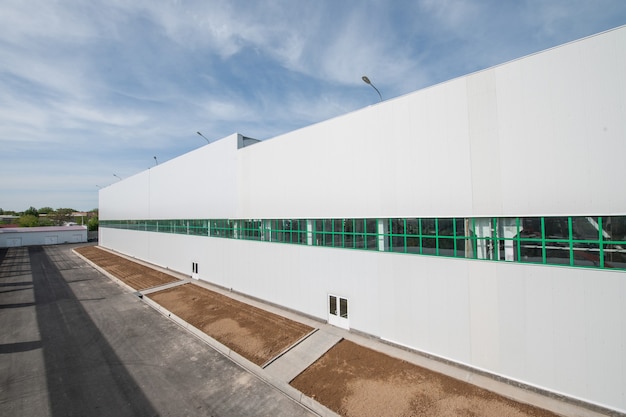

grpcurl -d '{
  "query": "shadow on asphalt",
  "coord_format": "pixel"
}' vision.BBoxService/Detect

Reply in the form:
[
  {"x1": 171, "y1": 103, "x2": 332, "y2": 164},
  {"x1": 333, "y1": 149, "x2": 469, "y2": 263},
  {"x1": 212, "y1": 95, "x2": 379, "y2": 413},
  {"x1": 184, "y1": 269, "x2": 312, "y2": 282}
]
[{"x1": 28, "y1": 246, "x2": 159, "y2": 417}]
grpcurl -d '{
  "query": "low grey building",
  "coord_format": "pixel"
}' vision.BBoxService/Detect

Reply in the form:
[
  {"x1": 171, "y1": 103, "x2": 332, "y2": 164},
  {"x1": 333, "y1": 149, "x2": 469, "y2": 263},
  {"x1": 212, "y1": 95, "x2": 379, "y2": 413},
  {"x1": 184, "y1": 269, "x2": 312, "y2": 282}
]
[{"x1": 0, "y1": 226, "x2": 87, "y2": 248}]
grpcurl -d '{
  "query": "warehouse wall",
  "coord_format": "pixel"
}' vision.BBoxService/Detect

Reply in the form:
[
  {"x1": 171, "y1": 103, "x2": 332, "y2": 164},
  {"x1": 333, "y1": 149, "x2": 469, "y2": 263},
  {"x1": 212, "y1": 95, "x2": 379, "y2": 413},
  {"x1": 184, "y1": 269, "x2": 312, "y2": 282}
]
[{"x1": 99, "y1": 27, "x2": 626, "y2": 413}]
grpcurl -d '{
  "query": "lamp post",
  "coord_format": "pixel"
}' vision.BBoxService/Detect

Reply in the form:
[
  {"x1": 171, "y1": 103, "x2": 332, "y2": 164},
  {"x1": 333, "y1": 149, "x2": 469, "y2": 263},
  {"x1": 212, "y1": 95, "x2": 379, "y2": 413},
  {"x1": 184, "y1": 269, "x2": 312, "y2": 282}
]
[
  {"x1": 362, "y1": 75, "x2": 382, "y2": 102},
  {"x1": 113, "y1": 174, "x2": 122, "y2": 181},
  {"x1": 197, "y1": 131, "x2": 211, "y2": 144},
  {"x1": 154, "y1": 156, "x2": 158, "y2": 166}
]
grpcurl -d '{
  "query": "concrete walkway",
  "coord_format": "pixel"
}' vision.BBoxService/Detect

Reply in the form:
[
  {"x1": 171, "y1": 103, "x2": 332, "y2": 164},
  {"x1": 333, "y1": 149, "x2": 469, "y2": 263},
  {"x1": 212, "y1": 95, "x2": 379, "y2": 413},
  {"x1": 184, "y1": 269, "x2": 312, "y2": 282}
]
[{"x1": 264, "y1": 329, "x2": 342, "y2": 382}]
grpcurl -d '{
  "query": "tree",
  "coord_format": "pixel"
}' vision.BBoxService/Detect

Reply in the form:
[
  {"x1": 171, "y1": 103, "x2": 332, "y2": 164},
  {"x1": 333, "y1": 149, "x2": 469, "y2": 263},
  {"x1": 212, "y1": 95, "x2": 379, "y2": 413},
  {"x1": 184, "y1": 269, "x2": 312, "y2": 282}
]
[
  {"x1": 24, "y1": 206, "x2": 39, "y2": 217},
  {"x1": 50, "y1": 208, "x2": 76, "y2": 226},
  {"x1": 38, "y1": 217, "x2": 54, "y2": 226},
  {"x1": 87, "y1": 216, "x2": 99, "y2": 231},
  {"x1": 18, "y1": 214, "x2": 39, "y2": 227},
  {"x1": 38, "y1": 207, "x2": 54, "y2": 214}
]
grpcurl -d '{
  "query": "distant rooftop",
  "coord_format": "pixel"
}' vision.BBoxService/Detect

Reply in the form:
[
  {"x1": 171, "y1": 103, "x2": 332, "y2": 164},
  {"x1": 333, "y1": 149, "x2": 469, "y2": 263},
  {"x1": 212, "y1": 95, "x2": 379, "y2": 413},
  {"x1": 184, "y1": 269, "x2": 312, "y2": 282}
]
[{"x1": 0, "y1": 225, "x2": 87, "y2": 234}]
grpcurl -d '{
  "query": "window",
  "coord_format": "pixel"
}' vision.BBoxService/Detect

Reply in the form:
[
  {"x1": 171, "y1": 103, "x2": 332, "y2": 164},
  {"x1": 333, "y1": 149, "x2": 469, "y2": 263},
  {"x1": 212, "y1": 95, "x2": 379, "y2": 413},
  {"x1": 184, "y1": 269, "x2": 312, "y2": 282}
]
[{"x1": 104, "y1": 215, "x2": 626, "y2": 271}]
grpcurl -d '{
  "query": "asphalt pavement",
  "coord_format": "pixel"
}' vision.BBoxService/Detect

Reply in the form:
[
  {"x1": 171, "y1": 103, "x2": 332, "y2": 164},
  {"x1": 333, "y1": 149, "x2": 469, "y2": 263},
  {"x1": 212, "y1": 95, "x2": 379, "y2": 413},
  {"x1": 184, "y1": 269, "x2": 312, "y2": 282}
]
[{"x1": 0, "y1": 244, "x2": 316, "y2": 417}]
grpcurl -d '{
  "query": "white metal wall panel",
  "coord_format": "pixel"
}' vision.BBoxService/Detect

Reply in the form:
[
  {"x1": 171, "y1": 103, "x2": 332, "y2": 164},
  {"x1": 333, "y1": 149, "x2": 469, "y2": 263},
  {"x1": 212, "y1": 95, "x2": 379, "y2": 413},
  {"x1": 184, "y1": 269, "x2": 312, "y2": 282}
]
[
  {"x1": 150, "y1": 134, "x2": 239, "y2": 220},
  {"x1": 496, "y1": 28, "x2": 626, "y2": 216},
  {"x1": 99, "y1": 171, "x2": 150, "y2": 220}
]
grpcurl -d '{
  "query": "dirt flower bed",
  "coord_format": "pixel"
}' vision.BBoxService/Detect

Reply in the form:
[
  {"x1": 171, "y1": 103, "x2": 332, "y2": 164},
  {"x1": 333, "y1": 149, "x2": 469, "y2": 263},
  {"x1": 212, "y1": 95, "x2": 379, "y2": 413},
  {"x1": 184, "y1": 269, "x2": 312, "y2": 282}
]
[
  {"x1": 75, "y1": 246, "x2": 180, "y2": 290},
  {"x1": 291, "y1": 339, "x2": 558, "y2": 417},
  {"x1": 148, "y1": 283, "x2": 313, "y2": 366}
]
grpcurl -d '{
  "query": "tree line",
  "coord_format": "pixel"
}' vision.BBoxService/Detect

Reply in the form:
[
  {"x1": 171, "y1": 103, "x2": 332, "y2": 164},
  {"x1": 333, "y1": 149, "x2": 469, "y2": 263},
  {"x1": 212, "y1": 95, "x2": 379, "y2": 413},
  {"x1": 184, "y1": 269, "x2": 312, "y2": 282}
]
[{"x1": 0, "y1": 207, "x2": 99, "y2": 231}]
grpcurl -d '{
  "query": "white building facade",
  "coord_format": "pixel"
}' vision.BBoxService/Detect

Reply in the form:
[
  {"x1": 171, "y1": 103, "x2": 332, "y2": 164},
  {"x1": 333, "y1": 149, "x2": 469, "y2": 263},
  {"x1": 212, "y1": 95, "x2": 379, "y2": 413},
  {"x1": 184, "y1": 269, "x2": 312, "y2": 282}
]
[{"x1": 99, "y1": 27, "x2": 626, "y2": 414}]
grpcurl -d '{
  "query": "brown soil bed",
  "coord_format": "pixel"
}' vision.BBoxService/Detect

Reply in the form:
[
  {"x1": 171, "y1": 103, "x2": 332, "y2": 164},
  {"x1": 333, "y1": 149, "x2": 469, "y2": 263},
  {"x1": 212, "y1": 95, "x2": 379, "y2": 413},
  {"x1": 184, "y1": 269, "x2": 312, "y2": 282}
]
[
  {"x1": 291, "y1": 339, "x2": 559, "y2": 417},
  {"x1": 148, "y1": 283, "x2": 313, "y2": 366},
  {"x1": 75, "y1": 246, "x2": 179, "y2": 290}
]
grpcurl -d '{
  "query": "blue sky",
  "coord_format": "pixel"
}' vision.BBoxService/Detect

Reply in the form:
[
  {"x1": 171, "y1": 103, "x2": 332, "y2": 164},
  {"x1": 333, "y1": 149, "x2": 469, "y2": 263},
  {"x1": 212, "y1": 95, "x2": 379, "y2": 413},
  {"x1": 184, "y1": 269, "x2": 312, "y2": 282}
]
[{"x1": 1, "y1": 0, "x2": 625, "y2": 212}]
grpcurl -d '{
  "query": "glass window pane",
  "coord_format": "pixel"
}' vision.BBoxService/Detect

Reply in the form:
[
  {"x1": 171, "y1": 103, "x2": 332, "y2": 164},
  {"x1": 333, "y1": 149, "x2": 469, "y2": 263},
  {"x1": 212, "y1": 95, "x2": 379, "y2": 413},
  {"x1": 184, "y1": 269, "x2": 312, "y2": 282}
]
[
  {"x1": 572, "y1": 217, "x2": 599, "y2": 240},
  {"x1": 520, "y1": 217, "x2": 542, "y2": 239},
  {"x1": 392, "y1": 235, "x2": 405, "y2": 253},
  {"x1": 454, "y1": 238, "x2": 467, "y2": 258},
  {"x1": 344, "y1": 232, "x2": 354, "y2": 248},
  {"x1": 455, "y1": 218, "x2": 466, "y2": 238},
  {"x1": 438, "y1": 237, "x2": 455, "y2": 256},
  {"x1": 367, "y1": 235, "x2": 378, "y2": 250},
  {"x1": 517, "y1": 240, "x2": 542, "y2": 263},
  {"x1": 573, "y1": 243, "x2": 600, "y2": 267},
  {"x1": 339, "y1": 298, "x2": 348, "y2": 318},
  {"x1": 438, "y1": 218, "x2": 454, "y2": 236},
  {"x1": 604, "y1": 216, "x2": 626, "y2": 241},
  {"x1": 406, "y1": 236, "x2": 420, "y2": 254},
  {"x1": 422, "y1": 237, "x2": 436, "y2": 255},
  {"x1": 329, "y1": 296, "x2": 337, "y2": 316},
  {"x1": 545, "y1": 241, "x2": 570, "y2": 265},
  {"x1": 544, "y1": 217, "x2": 568, "y2": 239},
  {"x1": 604, "y1": 244, "x2": 626, "y2": 269},
  {"x1": 406, "y1": 219, "x2": 419, "y2": 236},
  {"x1": 390, "y1": 219, "x2": 404, "y2": 234},
  {"x1": 421, "y1": 219, "x2": 436, "y2": 235}
]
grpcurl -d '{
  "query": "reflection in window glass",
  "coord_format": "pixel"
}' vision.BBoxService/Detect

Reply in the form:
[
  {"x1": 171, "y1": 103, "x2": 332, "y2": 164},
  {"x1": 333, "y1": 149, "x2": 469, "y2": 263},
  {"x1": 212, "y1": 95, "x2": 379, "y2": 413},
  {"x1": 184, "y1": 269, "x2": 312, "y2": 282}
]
[
  {"x1": 422, "y1": 237, "x2": 436, "y2": 255},
  {"x1": 545, "y1": 241, "x2": 570, "y2": 265},
  {"x1": 438, "y1": 218, "x2": 454, "y2": 236},
  {"x1": 406, "y1": 236, "x2": 420, "y2": 254},
  {"x1": 572, "y1": 217, "x2": 600, "y2": 240},
  {"x1": 520, "y1": 218, "x2": 542, "y2": 239},
  {"x1": 544, "y1": 217, "x2": 569, "y2": 239},
  {"x1": 334, "y1": 232, "x2": 343, "y2": 247},
  {"x1": 604, "y1": 243, "x2": 626, "y2": 269},
  {"x1": 406, "y1": 219, "x2": 419, "y2": 235},
  {"x1": 604, "y1": 216, "x2": 626, "y2": 241},
  {"x1": 392, "y1": 235, "x2": 405, "y2": 253},
  {"x1": 438, "y1": 237, "x2": 455, "y2": 256},
  {"x1": 573, "y1": 243, "x2": 600, "y2": 267},
  {"x1": 391, "y1": 218, "x2": 405, "y2": 234},
  {"x1": 365, "y1": 219, "x2": 378, "y2": 250},
  {"x1": 339, "y1": 298, "x2": 348, "y2": 318},
  {"x1": 454, "y1": 237, "x2": 467, "y2": 258},
  {"x1": 421, "y1": 219, "x2": 436, "y2": 235}
]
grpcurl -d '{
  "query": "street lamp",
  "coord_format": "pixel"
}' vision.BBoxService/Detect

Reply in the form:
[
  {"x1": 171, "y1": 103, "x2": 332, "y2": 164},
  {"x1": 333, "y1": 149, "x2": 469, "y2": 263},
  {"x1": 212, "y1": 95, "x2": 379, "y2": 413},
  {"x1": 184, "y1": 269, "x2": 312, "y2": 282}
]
[
  {"x1": 153, "y1": 156, "x2": 158, "y2": 166},
  {"x1": 362, "y1": 75, "x2": 382, "y2": 102},
  {"x1": 113, "y1": 174, "x2": 122, "y2": 181},
  {"x1": 197, "y1": 131, "x2": 211, "y2": 144}
]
